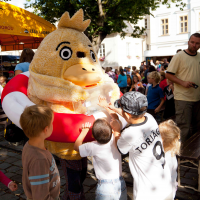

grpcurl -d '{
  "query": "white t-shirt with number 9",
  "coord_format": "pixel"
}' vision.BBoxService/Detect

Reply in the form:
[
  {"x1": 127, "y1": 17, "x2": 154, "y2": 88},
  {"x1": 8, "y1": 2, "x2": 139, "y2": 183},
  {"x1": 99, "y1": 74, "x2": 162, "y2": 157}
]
[{"x1": 117, "y1": 113, "x2": 173, "y2": 200}]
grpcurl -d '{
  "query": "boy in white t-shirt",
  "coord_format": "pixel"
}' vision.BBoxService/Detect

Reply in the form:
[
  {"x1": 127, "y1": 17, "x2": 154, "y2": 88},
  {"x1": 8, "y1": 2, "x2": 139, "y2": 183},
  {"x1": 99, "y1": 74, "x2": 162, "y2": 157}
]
[
  {"x1": 102, "y1": 92, "x2": 173, "y2": 200},
  {"x1": 74, "y1": 119, "x2": 127, "y2": 200}
]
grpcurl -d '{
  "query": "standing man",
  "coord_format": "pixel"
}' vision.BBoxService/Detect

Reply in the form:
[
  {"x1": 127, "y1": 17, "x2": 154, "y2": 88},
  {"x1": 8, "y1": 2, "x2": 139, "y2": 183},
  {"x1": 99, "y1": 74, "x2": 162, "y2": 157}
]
[
  {"x1": 127, "y1": 66, "x2": 131, "y2": 75},
  {"x1": 166, "y1": 33, "x2": 200, "y2": 144},
  {"x1": 139, "y1": 62, "x2": 144, "y2": 74}
]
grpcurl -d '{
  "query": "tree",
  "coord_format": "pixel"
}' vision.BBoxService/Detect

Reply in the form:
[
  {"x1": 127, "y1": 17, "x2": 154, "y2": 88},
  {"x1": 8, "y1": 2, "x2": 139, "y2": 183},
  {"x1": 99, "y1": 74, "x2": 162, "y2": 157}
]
[{"x1": 24, "y1": 0, "x2": 186, "y2": 52}]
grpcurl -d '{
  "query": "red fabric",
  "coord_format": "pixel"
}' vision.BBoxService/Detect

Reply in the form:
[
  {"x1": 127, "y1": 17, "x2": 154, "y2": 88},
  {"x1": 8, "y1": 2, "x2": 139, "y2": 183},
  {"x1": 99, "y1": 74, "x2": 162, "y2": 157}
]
[
  {"x1": 0, "y1": 171, "x2": 11, "y2": 187},
  {"x1": 2, "y1": 74, "x2": 96, "y2": 143},
  {"x1": 159, "y1": 79, "x2": 168, "y2": 91},
  {"x1": 1, "y1": 74, "x2": 28, "y2": 103},
  {"x1": 47, "y1": 113, "x2": 95, "y2": 143},
  {"x1": 116, "y1": 74, "x2": 118, "y2": 81}
]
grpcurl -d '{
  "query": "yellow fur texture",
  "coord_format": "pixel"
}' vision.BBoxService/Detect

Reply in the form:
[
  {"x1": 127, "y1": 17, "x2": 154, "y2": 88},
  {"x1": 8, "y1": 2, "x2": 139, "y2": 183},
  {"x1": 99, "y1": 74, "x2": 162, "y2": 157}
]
[{"x1": 28, "y1": 9, "x2": 120, "y2": 160}]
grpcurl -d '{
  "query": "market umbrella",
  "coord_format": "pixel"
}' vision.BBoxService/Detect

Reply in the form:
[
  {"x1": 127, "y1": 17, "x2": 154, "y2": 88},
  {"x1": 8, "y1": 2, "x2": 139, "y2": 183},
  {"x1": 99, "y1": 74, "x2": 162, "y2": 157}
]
[{"x1": 0, "y1": 1, "x2": 56, "y2": 51}]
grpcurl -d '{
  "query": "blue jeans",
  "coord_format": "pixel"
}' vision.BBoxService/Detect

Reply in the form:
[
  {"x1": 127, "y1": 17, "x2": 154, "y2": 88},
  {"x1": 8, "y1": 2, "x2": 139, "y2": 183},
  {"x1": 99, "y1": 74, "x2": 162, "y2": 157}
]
[{"x1": 95, "y1": 176, "x2": 127, "y2": 200}]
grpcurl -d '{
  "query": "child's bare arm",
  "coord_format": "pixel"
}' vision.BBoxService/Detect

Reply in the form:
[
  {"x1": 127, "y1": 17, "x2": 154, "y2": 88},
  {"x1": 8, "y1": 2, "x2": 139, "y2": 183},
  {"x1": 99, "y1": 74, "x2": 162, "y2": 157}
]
[
  {"x1": 74, "y1": 122, "x2": 91, "y2": 152},
  {"x1": 107, "y1": 104, "x2": 123, "y2": 117},
  {"x1": 155, "y1": 97, "x2": 165, "y2": 113},
  {"x1": 129, "y1": 86, "x2": 133, "y2": 92},
  {"x1": 98, "y1": 96, "x2": 119, "y2": 120},
  {"x1": 110, "y1": 119, "x2": 121, "y2": 146}
]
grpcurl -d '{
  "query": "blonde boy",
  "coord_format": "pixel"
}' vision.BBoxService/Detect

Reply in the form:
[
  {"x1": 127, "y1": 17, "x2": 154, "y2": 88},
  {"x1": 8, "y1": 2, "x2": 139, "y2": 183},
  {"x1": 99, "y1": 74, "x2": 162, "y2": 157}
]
[
  {"x1": 147, "y1": 71, "x2": 165, "y2": 117},
  {"x1": 20, "y1": 105, "x2": 60, "y2": 200}
]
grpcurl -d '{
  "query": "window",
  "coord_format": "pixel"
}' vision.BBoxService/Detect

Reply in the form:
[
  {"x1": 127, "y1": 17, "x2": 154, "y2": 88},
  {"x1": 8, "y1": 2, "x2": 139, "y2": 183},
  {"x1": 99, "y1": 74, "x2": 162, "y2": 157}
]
[
  {"x1": 161, "y1": 18, "x2": 169, "y2": 35},
  {"x1": 145, "y1": 19, "x2": 148, "y2": 29},
  {"x1": 180, "y1": 15, "x2": 188, "y2": 33},
  {"x1": 99, "y1": 44, "x2": 105, "y2": 57}
]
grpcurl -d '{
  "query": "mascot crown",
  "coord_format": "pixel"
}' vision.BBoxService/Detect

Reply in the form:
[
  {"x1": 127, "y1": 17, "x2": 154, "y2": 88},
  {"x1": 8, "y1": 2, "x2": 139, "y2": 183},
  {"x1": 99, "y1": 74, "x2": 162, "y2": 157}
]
[{"x1": 58, "y1": 9, "x2": 91, "y2": 32}]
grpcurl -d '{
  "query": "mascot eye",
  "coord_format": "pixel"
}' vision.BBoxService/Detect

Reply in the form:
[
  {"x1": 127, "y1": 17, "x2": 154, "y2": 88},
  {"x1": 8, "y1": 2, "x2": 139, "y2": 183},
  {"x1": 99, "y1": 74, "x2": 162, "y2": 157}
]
[
  {"x1": 90, "y1": 50, "x2": 96, "y2": 62},
  {"x1": 60, "y1": 46, "x2": 72, "y2": 60}
]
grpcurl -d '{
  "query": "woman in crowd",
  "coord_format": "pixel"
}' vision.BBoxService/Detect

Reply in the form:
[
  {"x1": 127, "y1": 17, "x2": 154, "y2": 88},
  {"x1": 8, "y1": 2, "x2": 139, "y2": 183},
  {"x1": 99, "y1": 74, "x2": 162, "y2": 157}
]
[
  {"x1": 15, "y1": 48, "x2": 35, "y2": 76},
  {"x1": 155, "y1": 60, "x2": 161, "y2": 71},
  {"x1": 159, "y1": 71, "x2": 168, "y2": 91},
  {"x1": 135, "y1": 70, "x2": 141, "y2": 81},
  {"x1": 117, "y1": 68, "x2": 127, "y2": 94},
  {"x1": 105, "y1": 67, "x2": 117, "y2": 82},
  {"x1": 126, "y1": 74, "x2": 132, "y2": 92},
  {"x1": 115, "y1": 69, "x2": 119, "y2": 81}
]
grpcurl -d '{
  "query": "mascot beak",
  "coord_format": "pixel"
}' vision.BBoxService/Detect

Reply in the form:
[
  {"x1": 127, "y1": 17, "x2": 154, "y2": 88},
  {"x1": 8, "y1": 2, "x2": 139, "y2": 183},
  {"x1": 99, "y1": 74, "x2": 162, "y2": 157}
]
[{"x1": 63, "y1": 64, "x2": 103, "y2": 87}]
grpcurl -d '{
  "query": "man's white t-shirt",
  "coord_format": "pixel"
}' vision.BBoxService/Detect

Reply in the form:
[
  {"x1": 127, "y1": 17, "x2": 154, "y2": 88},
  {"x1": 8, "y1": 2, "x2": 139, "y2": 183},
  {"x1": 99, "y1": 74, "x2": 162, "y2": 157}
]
[
  {"x1": 118, "y1": 113, "x2": 172, "y2": 200},
  {"x1": 165, "y1": 151, "x2": 178, "y2": 198},
  {"x1": 79, "y1": 135, "x2": 122, "y2": 180}
]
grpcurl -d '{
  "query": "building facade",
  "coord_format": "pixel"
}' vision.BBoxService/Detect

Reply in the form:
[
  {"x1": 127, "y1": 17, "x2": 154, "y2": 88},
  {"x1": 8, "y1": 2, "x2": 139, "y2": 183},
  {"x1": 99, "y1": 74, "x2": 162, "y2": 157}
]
[
  {"x1": 98, "y1": 21, "x2": 148, "y2": 69},
  {"x1": 145, "y1": 0, "x2": 200, "y2": 62}
]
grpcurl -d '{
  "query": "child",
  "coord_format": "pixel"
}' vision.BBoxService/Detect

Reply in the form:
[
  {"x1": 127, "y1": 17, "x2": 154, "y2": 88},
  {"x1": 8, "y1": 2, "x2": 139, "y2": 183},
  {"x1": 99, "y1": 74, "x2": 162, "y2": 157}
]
[
  {"x1": 74, "y1": 119, "x2": 127, "y2": 200},
  {"x1": 159, "y1": 120, "x2": 181, "y2": 198},
  {"x1": 0, "y1": 171, "x2": 17, "y2": 191},
  {"x1": 8, "y1": 71, "x2": 14, "y2": 81},
  {"x1": 147, "y1": 71, "x2": 165, "y2": 117},
  {"x1": 101, "y1": 91, "x2": 173, "y2": 200},
  {"x1": 20, "y1": 105, "x2": 60, "y2": 200},
  {"x1": 129, "y1": 75, "x2": 143, "y2": 92},
  {"x1": 0, "y1": 76, "x2": 7, "y2": 88}
]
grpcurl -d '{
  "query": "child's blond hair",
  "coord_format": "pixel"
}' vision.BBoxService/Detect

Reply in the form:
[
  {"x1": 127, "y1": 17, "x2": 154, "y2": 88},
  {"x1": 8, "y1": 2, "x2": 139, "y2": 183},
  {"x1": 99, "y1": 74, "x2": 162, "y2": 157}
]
[
  {"x1": 159, "y1": 120, "x2": 180, "y2": 157},
  {"x1": 0, "y1": 76, "x2": 7, "y2": 81},
  {"x1": 20, "y1": 105, "x2": 53, "y2": 138},
  {"x1": 148, "y1": 71, "x2": 161, "y2": 84}
]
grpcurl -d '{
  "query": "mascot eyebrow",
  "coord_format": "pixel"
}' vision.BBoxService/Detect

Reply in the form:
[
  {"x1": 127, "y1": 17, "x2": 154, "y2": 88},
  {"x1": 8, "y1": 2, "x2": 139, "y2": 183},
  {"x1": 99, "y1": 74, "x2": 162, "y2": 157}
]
[{"x1": 56, "y1": 42, "x2": 70, "y2": 51}]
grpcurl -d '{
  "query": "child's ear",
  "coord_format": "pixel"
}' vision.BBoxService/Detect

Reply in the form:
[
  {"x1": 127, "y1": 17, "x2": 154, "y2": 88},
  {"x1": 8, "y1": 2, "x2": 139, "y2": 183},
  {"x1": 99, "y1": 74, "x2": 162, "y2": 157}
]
[
  {"x1": 127, "y1": 113, "x2": 132, "y2": 118},
  {"x1": 44, "y1": 126, "x2": 48, "y2": 134}
]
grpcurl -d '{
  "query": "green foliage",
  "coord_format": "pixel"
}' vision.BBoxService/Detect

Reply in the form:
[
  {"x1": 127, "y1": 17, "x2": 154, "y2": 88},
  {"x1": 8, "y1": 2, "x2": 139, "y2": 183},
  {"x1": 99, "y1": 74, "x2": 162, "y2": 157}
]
[{"x1": 2, "y1": 0, "x2": 186, "y2": 45}]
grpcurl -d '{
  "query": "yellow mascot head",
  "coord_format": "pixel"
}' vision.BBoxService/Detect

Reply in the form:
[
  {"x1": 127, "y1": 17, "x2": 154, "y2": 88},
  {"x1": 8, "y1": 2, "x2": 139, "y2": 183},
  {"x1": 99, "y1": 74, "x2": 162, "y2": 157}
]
[{"x1": 27, "y1": 9, "x2": 120, "y2": 160}]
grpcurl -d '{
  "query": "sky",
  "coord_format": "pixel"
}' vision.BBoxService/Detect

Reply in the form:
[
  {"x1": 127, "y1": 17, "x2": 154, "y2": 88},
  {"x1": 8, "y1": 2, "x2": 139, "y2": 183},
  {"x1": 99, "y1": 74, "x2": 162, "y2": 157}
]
[{"x1": 7, "y1": 0, "x2": 34, "y2": 12}]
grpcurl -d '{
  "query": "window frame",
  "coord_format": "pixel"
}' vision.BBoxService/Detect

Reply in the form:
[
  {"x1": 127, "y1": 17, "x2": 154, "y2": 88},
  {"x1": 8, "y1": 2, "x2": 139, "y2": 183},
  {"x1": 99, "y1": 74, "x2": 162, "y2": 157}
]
[
  {"x1": 179, "y1": 15, "x2": 188, "y2": 33},
  {"x1": 145, "y1": 19, "x2": 148, "y2": 29},
  {"x1": 99, "y1": 44, "x2": 105, "y2": 57},
  {"x1": 161, "y1": 18, "x2": 169, "y2": 36}
]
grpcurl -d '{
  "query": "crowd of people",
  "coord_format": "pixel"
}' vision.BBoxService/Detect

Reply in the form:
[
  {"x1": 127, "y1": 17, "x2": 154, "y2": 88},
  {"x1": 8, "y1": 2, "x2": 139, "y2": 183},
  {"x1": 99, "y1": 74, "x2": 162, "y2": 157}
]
[
  {"x1": 104, "y1": 58, "x2": 175, "y2": 121},
  {"x1": 0, "y1": 32, "x2": 200, "y2": 200}
]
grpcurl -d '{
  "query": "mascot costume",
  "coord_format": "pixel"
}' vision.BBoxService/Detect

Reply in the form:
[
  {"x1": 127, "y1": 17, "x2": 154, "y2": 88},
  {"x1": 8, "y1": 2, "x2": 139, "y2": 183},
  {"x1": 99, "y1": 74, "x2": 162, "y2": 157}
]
[{"x1": 2, "y1": 9, "x2": 120, "y2": 199}]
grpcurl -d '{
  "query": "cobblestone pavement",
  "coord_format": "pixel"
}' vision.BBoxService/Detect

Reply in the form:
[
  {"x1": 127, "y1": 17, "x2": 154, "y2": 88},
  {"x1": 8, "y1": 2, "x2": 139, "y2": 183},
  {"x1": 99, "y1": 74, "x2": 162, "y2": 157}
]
[{"x1": 0, "y1": 129, "x2": 200, "y2": 200}]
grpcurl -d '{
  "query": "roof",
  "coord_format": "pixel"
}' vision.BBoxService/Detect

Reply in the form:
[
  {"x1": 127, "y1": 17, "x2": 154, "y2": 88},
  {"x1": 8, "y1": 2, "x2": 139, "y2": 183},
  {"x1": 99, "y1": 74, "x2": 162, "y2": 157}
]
[{"x1": 123, "y1": 21, "x2": 134, "y2": 34}]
